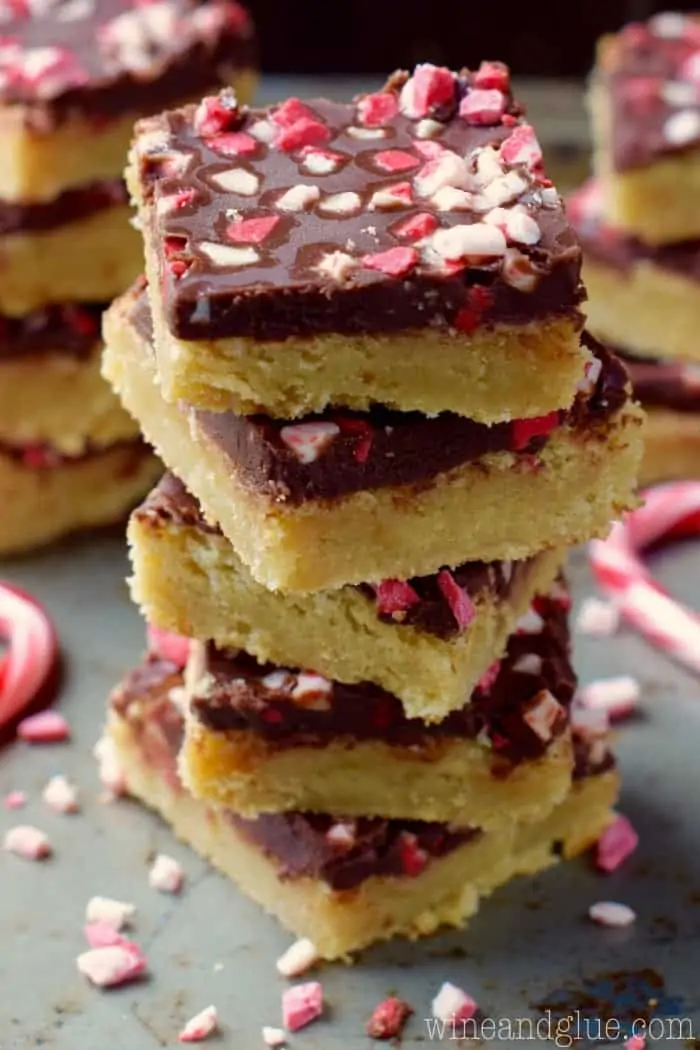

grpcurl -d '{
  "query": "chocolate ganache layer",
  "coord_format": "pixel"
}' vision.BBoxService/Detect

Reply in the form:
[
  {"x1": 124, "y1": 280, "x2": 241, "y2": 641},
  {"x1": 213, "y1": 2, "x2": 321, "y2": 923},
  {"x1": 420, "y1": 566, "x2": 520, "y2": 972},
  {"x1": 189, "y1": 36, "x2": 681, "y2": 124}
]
[
  {"x1": 188, "y1": 591, "x2": 574, "y2": 763},
  {"x1": 0, "y1": 0, "x2": 256, "y2": 127},
  {"x1": 129, "y1": 286, "x2": 628, "y2": 506},
  {"x1": 136, "y1": 472, "x2": 541, "y2": 640},
  {"x1": 0, "y1": 180, "x2": 127, "y2": 236},
  {"x1": 135, "y1": 65, "x2": 585, "y2": 341},
  {"x1": 0, "y1": 302, "x2": 103, "y2": 360}
]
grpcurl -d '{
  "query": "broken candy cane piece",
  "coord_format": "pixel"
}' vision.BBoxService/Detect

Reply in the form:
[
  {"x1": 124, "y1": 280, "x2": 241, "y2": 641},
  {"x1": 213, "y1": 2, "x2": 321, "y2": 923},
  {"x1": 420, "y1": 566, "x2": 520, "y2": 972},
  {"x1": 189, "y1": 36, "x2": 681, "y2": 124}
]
[
  {"x1": 280, "y1": 422, "x2": 340, "y2": 463},
  {"x1": 276, "y1": 938, "x2": 319, "y2": 978},
  {"x1": 84, "y1": 922, "x2": 134, "y2": 949},
  {"x1": 17, "y1": 709, "x2": 70, "y2": 743},
  {"x1": 0, "y1": 582, "x2": 58, "y2": 731},
  {"x1": 3, "y1": 790, "x2": 27, "y2": 809},
  {"x1": 178, "y1": 1005, "x2": 218, "y2": 1043},
  {"x1": 281, "y1": 981, "x2": 324, "y2": 1031},
  {"x1": 149, "y1": 853, "x2": 185, "y2": 894},
  {"x1": 596, "y1": 814, "x2": 639, "y2": 873},
  {"x1": 261, "y1": 1027, "x2": 286, "y2": 1048},
  {"x1": 76, "y1": 943, "x2": 147, "y2": 988},
  {"x1": 3, "y1": 824, "x2": 51, "y2": 860}
]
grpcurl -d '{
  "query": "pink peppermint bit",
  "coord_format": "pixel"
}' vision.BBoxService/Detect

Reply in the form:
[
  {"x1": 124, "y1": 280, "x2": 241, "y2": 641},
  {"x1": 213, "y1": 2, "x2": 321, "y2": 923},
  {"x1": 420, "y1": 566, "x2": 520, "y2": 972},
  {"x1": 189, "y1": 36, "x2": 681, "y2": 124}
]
[
  {"x1": 588, "y1": 901, "x2": 636, "y2": 928},
  {"x1": 76, "y1": 943, "x2": 147, "y2": 988},
  {"x1": 149, "y1": 853, "x2": 185, "y2": 894},
  {"x1": 17, "y1": 709, "x2": 70, "y2": 744},
  {"x1": 84, "y1": 922, "x2": 133, "y2": 949},
  {"x1": 276, "y1": 938, "x2": 319, "y2": 978},
  {"x1": 366, "y1": 996, "x2": 414, "y2": 1039},
  {"x1": 436, "y1": 570, "x2": 476, "y2": 630},
  {"x1": 625, "y1": 1036, "x2": 646, "y2": 1050},
  {"x1": 3, "y1": 824, "x2": 51, "y2": 860},
  {"x1": 282, "y1": 981, "x2": 324, "y2": 1032},
  {"x1": 596, "y1": 815, "x2": 639, "y2": 873},
  {"x1": 374, "y1": 579, "x2": 420, "y2": 616},
  {"x1": 42, "y1": 774, "x2": 79, "y2": 814},
  {"x1": 578, "y1": 676, "x2": 640, "y2": 721},
  {"x1": 178, "y1": 1005, "x2": 218, "y2": 1042},
  {"x1": 431, "y1": 982, "x2": 478, "y2": 1024},
  {"x1": 146, "y1": 625, "x2": 190, "y2": 668},
  {"x1": 3, "y1": 790, "x2": 27, "y2": 810}
]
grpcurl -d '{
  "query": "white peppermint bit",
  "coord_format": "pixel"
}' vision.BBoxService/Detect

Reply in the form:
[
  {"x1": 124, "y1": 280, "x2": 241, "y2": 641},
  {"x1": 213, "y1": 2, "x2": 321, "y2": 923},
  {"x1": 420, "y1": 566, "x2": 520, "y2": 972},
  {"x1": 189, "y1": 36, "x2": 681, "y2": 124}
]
[
  {"x1": 211, "y1": 167, "x2": 259, "y2": 195},
  {"x1": 523, "y1": 689, "x2": 564, "y2": 742},
  {"x1": 663, "y1": 109, "x2": 700, "y2": 146},
  {"x1": 86, "y1": 896, "x2": 136, "y2": 930},
  {"x1": 276, "y1": 937, "x2": 320, "y2": 978},
  {"x1": 149, "y1": 853, "x2": 185, "y2": 894},
  {"x1": 198, "y1": 241, "x2": 259, "y2": 268},
  {"x1": 589, "y1": 901, "x2": 636, "y2": 928},
  {"x1": 318, "y1": 191, "x2": 362, "y2": 216},
  {"x1": 42, "y1": 774, "x2": 79, "y2": 814},
  {"x1": 276, "y1": 184, "x2": 320, "y2": 212},
  {"x1": 315, "y1": 251, "x2": 357, "y2": 282},
  {"x1": 575, "y1": 597, "x2": 620, "y2": 637}
]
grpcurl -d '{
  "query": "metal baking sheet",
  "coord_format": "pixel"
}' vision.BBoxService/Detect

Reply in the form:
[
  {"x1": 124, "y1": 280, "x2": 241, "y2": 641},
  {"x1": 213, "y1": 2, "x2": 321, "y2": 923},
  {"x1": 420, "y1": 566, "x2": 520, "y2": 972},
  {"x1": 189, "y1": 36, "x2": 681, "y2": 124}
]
[{"x1": 1, "y1": 534, "x2": 699, "y2": 1049}]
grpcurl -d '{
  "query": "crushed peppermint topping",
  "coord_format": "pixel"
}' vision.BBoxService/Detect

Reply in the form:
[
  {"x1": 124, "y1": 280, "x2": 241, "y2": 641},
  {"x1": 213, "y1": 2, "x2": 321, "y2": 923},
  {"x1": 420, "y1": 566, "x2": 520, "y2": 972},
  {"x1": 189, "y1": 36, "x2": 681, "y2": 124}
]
[
  {"x1": 42, "y1": 774, "x2": 79, "y2": 814},
  {"x1": 3, "y1": 824, "x2": 51, "y2": 860},
  {"x1": 431, "y1": 982, "x2": 478, "y2": 1024},
  {"x1": 596, "y1": 814, "x2": 639, "y2": 873},
  {"x1": 85, "y1": 895, "x2": 136, "y2": 930},
  {"x1": 149, "y1": 852, "x2": 185, "y2": 893},
  {"x1": 578, "y1": 676, "x2": 640, "y2": 721},
  {"x1": 281, "y1": 981, "x2": 324, "y2": 1032}
]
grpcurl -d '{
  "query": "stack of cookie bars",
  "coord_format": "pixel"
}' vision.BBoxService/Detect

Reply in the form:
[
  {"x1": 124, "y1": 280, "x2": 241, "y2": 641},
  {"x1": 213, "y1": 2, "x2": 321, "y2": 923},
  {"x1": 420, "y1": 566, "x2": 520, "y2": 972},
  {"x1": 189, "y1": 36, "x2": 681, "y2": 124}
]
[
  {"x1": 103, "y1": 63, "x2": 643, "y2": 957},
  {"x1": 571, "y1": 11, "x2": 700, "y2": 485},
  {"x1": 0, "y1": 0, "x2": 255, "y2": 554}
]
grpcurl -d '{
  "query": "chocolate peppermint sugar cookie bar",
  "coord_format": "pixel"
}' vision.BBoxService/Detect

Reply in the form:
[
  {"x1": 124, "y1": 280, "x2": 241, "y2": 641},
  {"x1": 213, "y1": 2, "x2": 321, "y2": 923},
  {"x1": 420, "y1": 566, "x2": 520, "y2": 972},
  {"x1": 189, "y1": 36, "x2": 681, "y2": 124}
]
[
  {"x1": 0, "y1": 0, "x2": 256, "y2": 205},
  {"x1": 589, "y1": 12, "x2": 700, "y2": 244},
  {"x1": 106, "y1": 648, "x2": 618, "y2": 958},
  {"x1": 127, "y1": 63, "x2": 589, "y2": 422},
  {"x1": 104, "y1": 282, "x2": 643, "y2": 591},
  {"x1": 570, "y1": 180, "x2": 700, "y2": 364},
  {"x1": 129, "y1": 474, "x2": 563, "y2": 718},
  {"x1": 178, "y1": 587, "x2": 578, "y2": 829}
]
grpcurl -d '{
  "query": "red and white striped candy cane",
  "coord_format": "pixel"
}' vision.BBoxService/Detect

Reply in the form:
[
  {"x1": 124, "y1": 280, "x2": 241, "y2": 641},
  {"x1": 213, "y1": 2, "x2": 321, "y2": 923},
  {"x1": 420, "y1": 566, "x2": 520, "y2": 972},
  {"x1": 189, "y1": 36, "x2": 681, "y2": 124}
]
[
  {"x1": 0, "y1": 583, "x2": 58, "y2": 731},
  {"x1": 589, "y1": 482, "x2": 700, "y2": 673}
]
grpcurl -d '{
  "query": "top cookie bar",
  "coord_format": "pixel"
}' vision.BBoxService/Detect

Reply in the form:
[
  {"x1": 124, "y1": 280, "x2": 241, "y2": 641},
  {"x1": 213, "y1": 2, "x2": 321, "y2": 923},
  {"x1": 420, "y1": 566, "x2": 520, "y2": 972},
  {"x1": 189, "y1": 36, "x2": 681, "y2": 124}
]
[
  {"x1": 0, "y1": 0, "x2": 256, "y2": 201},
  {"x1": 129, "y1": 63, "x2": 588, "y2": 420},
  {"x1": 590, "y1": 12, "x2": 700, "y2": 243}
]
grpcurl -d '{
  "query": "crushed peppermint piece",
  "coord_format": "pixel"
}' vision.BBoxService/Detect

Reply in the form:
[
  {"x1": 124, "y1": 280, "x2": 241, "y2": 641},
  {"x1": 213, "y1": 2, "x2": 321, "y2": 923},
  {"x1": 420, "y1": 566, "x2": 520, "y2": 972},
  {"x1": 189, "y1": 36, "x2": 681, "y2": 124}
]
[
  {"x1": 178, "y1": 1005, "x2": 219, "y2": 1043},
  {"x1": 262, "y1": 1027, "x2": 286, "y2": 1047},
  {"x1": 85, "y1": 896, "x2": 135, "y2": 930},
  {"x1": 17, "y1": 709, "x2": 70, "y2": 744},
  {"x1": 431, "y1": 982, "x2": 478, "y2": 1024},
  {"x1": 76, "y1": 943, "x2": 147, "y2": 988},
  {"x1": 366, "y1": 996, "x2": 414, "y2": 1040},
  {"x1": 280, "y1": 422, "x2": 340, "y2": 463},
  {"x1": 578, "y1": 676, "x2": 640, "y2": 721},
  {"x1": 374, "y1": 579, "x2": 420, "y2": 616},
  {"x1": 276, "y1": 938, "x2": 319, "y2": 978},
  {"x1": 663, "y1": 109, "x2": 700, "y2": 145},
  {"x1": 147, "y1": 625, "x2": 190, "y2": 667},
  {"x1": 3, "y1": 790, "x2": 27, "y2": 810},
  {"x1": 84, "y1": 922, "x2": 132, "y2": 949},
  {"x1": 42, "y1": 774, "x2": 79, "y2": 814},
  {"x1": 523, "y1": 689, "x2": 564, "y2": 742},
  {"x1": 290, "y1": 673, "x2": 332, "y2": 709},
  {"x1": 149, "y1": 853, "x2": 185, "y2": 894},
  {"x1": 517, "y1": 607, "x2": 545, "y2": 633},
  {"x1": 588, "y1": 900, "x2": 636, "y2": 928},
  {"x1": 575, "y1": 597, "x2": 620, "y2": 637},
  {"x1": 276, "y1": 184, "x2": 321, "y2": 212},
  {"x1": 3, "y1": 824, "x2": 51, "y2": 860},
  {"x1": 596, "y1": 814, "x2": 639, "y2": 873},
  {"x1": 625, "y1": 1036, "x2": 646, "y2": 1050},
  {"x1": 436, "y1": 570, "x2": 476, "y2": 630},
  {"x1": 281, "y1": 981, "x2": 324, "y2": 1031}
]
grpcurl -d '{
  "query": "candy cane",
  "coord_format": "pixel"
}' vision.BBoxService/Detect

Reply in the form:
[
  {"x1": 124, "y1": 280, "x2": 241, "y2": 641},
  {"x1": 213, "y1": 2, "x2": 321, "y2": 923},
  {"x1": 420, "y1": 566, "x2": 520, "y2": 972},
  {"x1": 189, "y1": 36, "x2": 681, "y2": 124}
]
[
  {"x1": 0, "y1": 583, "x2": 58, "y2": 731},
  {"x1": 589, "y1": 482, "x2": 700, "y2": 673}
]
